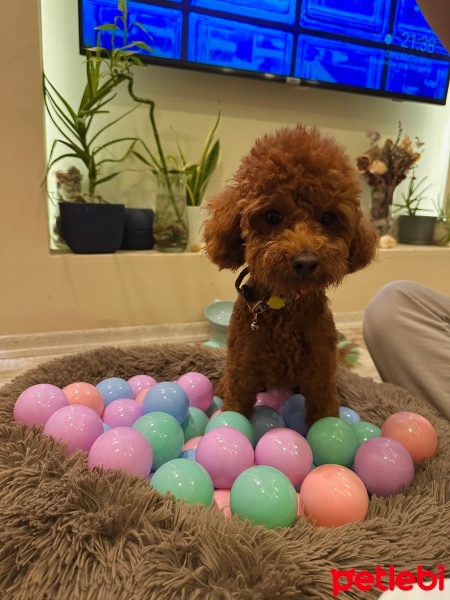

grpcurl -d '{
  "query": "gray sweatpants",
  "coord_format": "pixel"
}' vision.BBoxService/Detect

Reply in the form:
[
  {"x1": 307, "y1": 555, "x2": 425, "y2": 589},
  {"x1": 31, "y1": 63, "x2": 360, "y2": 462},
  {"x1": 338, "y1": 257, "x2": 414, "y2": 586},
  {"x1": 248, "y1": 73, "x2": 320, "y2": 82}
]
[{"x1": 363, "y1": 280, "x2": 450, "y2": 420}]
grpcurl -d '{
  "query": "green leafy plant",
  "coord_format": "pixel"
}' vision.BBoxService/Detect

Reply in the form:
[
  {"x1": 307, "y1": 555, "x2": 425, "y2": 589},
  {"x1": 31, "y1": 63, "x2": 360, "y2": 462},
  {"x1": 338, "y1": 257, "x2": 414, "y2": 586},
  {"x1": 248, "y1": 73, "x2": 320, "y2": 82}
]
[
  {"x1": 43, "y1": 0, "x2": 153, "y2": 203},
  {"x1": 133, "y1": 108, "x2": 221, "y2": 207},
  {"x1": 393, "y1": 174, "x2": 432, "y2": 216}
]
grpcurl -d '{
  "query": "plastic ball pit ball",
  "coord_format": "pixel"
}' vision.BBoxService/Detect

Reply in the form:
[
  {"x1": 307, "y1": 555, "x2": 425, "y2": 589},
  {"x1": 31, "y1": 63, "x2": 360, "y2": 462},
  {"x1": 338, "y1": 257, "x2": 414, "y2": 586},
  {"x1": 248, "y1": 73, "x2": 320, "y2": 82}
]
[
  {"x1": 205, "y1": 395, "x2": 223, "y2": 418},
  {"x1": 151, "y1": 458, "x2": 214, "y2": 507},
  {"x1": 196, "y1": 426, "x2": 255, "y2": 489},
  {"x1": 96, "y1": 377, "x2": 134, "y2": 407},
  {"x1": 182, "y1": 436, "x2": 202, "y2": 451},
  {"x1": 265, "y1": 387, "x2": 295, "y2": 408},
  {"x1": 339, "y1": 406, "x2": 361, "y2": 425},
  {"x1": 250, "y1": 406, "x2": 286, "y2": 445},
  {"x1": 127, "y1": 374, "x2": 157, "y2": 398},
  {"x1": 14, "y1": 383, "x2": 69, "y2": 427},
  {"x1": 43, "y1": 405, "x2": 104, "y2": 455},
  {"x1": 306, "y1": 417, "x2": 359, "y2": 467},
  {"x1": 214, "y1": 489, "x2": 231, "y2": 518},
  {"x1": 299, "y1": 464, "x2": 369, "y2": 527},
  {"x1": 353, "y1": 437, "x2": 415, "y2": 497},
  {"x1": 205, "y1": 411, "x2": 255, "y2": 445},
  {"x1": 254, "y1": 428, "x2": 313, "y2": 488},
  {"x1": 254, "y1": 392, "x2": 282, "y2": 411},
  {"x1": 181, "y1": 407, "x2": 209, "y2": 442},
  {"x1": 381, "y1": 411, "x2": 438, "y2": 463},
  {"x1": 142, "y1": 382, "x2": 189, "y2": 424},
  {"x1": 102, "y1": 399, "x2": 143, "y2": 428},
  {"x1": 279, "y1": 394, "x2": 308, "y2": 436},
  {"x1": 133, "y1": 412, "x2": 184, "y2": 471},
  {"x1": 350, "y1": 421, "x2": 382, "y2": 446},
  {"x1": 230, "y1": 465, "x2": 298, "y2": 529},
  {"x1": 176, "y1": 372, "x2": 214, "y2": 412},
  {"x1": 88, "y1": 427, "x2": 153, "y2": 477},
  {"x1": 63, "y1": 382, "x2": 104, "y2": 416}
]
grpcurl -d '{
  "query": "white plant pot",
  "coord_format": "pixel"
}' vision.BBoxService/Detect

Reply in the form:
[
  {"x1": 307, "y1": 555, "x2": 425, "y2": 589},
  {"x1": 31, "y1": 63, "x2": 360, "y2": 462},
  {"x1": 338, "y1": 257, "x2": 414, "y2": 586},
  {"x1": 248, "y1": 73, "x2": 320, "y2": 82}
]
[{"x1": 186, "y1": 205, "x2": 206, "y2": 252}]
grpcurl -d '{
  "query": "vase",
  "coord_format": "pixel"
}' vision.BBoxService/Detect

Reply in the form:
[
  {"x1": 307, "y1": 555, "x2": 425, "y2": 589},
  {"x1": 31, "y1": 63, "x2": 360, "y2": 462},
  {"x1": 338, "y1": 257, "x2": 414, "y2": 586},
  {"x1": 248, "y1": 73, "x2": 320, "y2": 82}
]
[
  {"x1": 186, "y1": 205, "x2": 206, "y2": 252},
  {"x1": 370, "y1": 185, "x2": 396, "y2": 236},
  {"x1": 433, "y1": 218, "x2": 450, "y2": 246},
  {"x1": 154, "y1": 172, "x2": 189, "y2": 252}
]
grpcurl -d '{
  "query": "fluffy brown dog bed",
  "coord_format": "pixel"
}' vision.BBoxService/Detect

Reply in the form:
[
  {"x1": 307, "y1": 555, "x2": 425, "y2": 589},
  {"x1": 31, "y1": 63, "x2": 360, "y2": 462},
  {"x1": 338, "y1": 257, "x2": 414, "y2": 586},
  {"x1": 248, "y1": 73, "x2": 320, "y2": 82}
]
[{"x1": 0, "y1": 344, "x2": 449, "y2": 600}]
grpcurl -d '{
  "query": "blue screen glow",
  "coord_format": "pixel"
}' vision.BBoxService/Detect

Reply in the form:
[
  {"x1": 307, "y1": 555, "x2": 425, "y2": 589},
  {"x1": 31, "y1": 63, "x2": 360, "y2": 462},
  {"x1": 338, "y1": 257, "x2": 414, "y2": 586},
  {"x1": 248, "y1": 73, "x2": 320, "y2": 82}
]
[{"x1": 79, "y1": 0, "x2": 450, "y2": 104}]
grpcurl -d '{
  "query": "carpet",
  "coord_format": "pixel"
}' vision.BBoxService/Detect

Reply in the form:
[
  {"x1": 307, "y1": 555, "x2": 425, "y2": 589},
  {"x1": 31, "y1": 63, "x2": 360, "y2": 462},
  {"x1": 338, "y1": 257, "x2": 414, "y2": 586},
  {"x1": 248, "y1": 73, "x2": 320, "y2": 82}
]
[{"x1": 0, "y1": 344, "x2": 449, "y2": 600}]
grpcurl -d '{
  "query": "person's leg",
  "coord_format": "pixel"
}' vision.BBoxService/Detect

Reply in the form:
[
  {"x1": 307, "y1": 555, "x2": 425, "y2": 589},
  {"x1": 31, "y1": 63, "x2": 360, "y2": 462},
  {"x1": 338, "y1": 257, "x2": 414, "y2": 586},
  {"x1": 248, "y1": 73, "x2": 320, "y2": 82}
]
[{"x1": 363, "y1": 280, "x2": 450, "y2": 419}]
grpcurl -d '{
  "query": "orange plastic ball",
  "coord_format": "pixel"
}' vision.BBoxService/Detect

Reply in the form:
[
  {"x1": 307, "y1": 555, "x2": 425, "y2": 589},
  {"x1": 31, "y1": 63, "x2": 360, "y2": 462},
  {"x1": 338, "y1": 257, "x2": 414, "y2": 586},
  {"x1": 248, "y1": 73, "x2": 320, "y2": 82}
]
[
  {"x1": 381, "y1": 411, "x2": 437, "y2": 463},
  {"x1": 135, "y1": 388, "x2": 148, "y2": 406},
  {"x1": 299, "y1": 464, "x2": 369, "y2": 527},
  {"x1": 63, "y1": 382, "x2": 104, "y2": 416}
]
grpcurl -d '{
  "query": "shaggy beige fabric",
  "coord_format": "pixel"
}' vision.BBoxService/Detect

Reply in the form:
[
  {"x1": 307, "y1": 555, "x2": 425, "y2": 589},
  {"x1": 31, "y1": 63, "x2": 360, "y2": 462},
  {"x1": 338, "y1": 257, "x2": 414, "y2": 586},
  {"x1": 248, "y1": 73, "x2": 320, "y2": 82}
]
[{"x1": 0, "y1": 344, "x2": 449, "y2": 600}]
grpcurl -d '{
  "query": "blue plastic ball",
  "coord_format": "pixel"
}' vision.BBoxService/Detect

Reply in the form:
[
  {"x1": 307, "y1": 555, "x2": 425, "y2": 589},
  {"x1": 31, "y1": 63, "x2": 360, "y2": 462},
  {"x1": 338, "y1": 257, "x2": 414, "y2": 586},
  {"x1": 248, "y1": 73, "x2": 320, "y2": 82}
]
[
  {"x1": 180, "y1": 448, "x2": 197, "y2": 461},
  {"x1": 279, "y1": 394, "x2": 308, "y2": 436},
  {"x1": 250, "y1": 406, "x2": 286, "y2": 445},
  {"x1": 96, "y1": 377, "x2": 134, "y2": 407},
  {"x1": 142, "y1": 382, "x2": 189, "y2": 424},
  {"x1": 339, "y1": 406, "x2": 361, "y2": 425}
]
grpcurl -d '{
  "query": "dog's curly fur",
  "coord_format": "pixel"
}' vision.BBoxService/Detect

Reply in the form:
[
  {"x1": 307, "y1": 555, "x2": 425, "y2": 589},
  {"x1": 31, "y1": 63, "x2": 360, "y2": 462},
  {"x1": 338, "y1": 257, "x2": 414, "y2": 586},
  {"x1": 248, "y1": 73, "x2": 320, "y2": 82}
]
[{"x1": 203, "y1": 125, "x2": 378, "y2": 424}]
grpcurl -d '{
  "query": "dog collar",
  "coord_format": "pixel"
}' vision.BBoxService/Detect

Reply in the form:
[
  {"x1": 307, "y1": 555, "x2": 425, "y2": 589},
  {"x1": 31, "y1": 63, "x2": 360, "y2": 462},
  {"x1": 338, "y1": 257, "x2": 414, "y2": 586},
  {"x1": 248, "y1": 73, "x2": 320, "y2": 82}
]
[{"x1": 235, "y1": 267, "x2": 291, "y2": 331}]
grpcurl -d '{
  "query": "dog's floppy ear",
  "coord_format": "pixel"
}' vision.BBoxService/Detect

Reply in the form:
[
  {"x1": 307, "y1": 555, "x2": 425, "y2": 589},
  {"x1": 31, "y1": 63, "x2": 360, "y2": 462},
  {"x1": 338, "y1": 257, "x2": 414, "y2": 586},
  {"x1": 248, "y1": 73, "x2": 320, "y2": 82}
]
[
  {"x1": 348, "y1": 212, "x2": 379, "y2": 273},
  {"x1": 203, "y1": 186, "x2": 245, "y2": 270}
]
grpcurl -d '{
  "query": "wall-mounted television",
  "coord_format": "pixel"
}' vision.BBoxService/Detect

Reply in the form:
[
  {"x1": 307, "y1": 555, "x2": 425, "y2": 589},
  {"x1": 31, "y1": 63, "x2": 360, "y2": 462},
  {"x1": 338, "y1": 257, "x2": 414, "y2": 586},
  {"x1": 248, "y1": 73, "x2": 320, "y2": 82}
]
[{"x1": 79, "y1": 0, "x2": 450, "y2": 105}]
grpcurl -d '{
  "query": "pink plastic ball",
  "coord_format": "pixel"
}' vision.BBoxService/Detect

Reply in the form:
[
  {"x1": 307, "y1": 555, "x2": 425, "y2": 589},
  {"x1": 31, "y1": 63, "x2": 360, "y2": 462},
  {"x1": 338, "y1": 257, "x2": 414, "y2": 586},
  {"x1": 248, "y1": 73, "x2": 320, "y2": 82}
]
[
  {"x1": 102, "y1": 399, "x2": 143, "y2": 428},
  {"x1": 63, "y1": 382, "x2": 104, "y2": 416},
  {"x1": 43, "y1": 405, "x2": 104, "y2": 455},
  {"x1": 255, "y1": 428, "x2": 313, "y2": 488},
  {"x1": 265, "y1": 387, "x2": 295, "y2": 407},
  {"x1": 381, "y1": 411, "x2": 438, "y2": 463},
  {"x1": 299, "y1": 464, "x2": 369, "y2": 527},
  {"x1": 14, "y1": 384, "x2": 69, "y2": 427},
  {"x1": 88, "y1": 427, "x2": 153, "y2": 477},
  {"x1": 353, "y1": 437, "x2": 415, "y2": 497},
  {"x1": 254, "y1": 392, "x2": 283, "y2": 410},
  {"x1": 214, "y1": 489, "x2": 231, "y2": 518},
  {"x1": 176, "y1": 372, "x2": 214, "y2": 412},
  {"x1": 127, "y1": 374, "x2": 157, "y2": 398},
  {"x1": 195, "y1": 426, "x2": 254, "y2": 489},
  {"x1": 182, "y1": 436, "x2": 203, "y2": 451}
]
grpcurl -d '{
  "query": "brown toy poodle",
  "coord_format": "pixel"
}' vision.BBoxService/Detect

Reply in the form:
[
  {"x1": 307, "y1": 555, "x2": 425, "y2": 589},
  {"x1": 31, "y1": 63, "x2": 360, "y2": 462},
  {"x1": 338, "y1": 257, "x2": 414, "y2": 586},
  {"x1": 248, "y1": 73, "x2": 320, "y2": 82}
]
[{"x1": 203, "y1": 125, "x2": 378, "y2": 425}]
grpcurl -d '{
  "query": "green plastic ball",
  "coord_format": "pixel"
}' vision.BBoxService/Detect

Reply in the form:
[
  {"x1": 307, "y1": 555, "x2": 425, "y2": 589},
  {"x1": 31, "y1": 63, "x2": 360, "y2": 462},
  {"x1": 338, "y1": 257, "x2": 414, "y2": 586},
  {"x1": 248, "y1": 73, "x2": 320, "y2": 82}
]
[
  {"x1": 133, "y1": 412, "x2": 184, "y2": 470},
  {"x1": 230, "y1": 465, "x2": 297, "y2": 528},
  {"x1": 151, "y1": 458, "x2": 214, "y2": 507},
  {"x1": 181, "y1": 407, "x2": 209, "y2": 442},
  {"x1": 306, "y1": 417, "x2": 358, "y2": 468},
  {"x1": 350, "y1": 421, "x2": 382, "y2": 446},
  {"x1": 205, "y1": 411, "x2": 255, "y2": 445}
]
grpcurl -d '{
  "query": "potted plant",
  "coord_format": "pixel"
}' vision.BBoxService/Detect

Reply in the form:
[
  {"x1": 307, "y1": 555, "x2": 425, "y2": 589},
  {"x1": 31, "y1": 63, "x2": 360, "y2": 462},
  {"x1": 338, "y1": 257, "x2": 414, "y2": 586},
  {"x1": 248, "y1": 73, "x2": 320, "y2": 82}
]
[
  {"x1": 432, "y1": 193, "x2": 450, "y2": 246},
  {"x1": 134, "y1": 109, "x2": 221, "y2": 251},
  {"x1": 44, "y1": 34, "x2": 144, "y2": 253},
  {"x1": 393, "y1": 174, "x2": 436, "y2": 245}
]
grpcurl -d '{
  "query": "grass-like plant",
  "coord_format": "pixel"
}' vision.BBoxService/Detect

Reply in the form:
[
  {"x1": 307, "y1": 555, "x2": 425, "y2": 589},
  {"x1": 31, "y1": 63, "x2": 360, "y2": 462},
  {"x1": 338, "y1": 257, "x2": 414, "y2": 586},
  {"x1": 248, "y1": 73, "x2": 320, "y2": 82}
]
[{"x1": 393, "y1": 174, "x2": 432, "y2": 216}]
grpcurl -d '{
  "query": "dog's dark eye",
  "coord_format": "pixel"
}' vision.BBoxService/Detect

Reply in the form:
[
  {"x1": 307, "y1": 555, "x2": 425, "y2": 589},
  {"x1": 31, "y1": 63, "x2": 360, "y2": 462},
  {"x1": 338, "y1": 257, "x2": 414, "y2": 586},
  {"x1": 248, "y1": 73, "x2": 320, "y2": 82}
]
[
  {"x1": 265, "y1": 211, "x2": 282, "y2": 225},
  {"x1": 320, "y1": 212, "x2": 336, "y2": 227}
]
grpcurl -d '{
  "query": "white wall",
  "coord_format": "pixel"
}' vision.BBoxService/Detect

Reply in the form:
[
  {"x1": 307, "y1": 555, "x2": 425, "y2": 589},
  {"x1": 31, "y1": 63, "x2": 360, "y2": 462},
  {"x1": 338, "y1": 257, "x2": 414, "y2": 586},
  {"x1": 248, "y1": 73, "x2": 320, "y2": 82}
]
[{"x1": 40, "y1": 0, "x2": 450, "y2": 227}]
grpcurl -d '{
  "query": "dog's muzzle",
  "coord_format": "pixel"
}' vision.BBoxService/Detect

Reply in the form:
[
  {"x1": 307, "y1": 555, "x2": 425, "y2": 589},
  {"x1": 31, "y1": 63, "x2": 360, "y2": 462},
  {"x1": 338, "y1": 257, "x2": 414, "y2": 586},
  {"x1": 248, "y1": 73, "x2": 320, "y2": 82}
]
[{"x1": 292, "y1": 252, "x2": 319, "y2": 277}]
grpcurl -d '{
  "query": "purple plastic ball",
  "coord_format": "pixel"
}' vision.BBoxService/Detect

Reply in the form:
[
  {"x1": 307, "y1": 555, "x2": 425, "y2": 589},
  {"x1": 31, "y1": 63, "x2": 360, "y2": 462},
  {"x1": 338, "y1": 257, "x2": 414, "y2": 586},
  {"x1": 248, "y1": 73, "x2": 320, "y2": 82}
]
[
  {"x1": 43, "y1": 405, "x2": 103, "y2": 455},
  {"x1": 195, "y1": 426, "x2": 255, "y2": 489},
  {"x1": 279, "y1": 394, "x2": 308, "y2": 436},
  {"x1": 14, "y1": 384, "x2": 69, "y2": 427},
  {"x1": 127, "y1": 374, "x2": 157, "y2": 398},
  {"x1": 96, "y1": 377, "x2": 134, "y2": 407},
  {"x1": 250, "y1": 406, "x2": 286, "y2": 445},
  {"x1": 142, "y1": 382, "x2": 189, "y2": 423},
  {"x1": 88, "y1": 427, "x2": 153, "y2": 477},
  {"x1": 353, "y1": 436, "x2": 415, "y2": 497},
  {"x1": 176, "y1": 372, "x2": 214, "y2": 412},
  {"x1": 102, "y1": 398, "x2": 143, "y2": 428},
  {"x1": 255, "y1": 428, "x2": 313, "y2": 488}
]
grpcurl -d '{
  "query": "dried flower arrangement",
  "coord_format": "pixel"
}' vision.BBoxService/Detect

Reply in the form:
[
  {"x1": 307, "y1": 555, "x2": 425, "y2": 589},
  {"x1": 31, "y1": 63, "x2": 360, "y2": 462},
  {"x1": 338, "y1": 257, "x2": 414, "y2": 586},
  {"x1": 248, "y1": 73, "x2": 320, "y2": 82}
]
[{"x1": 356, "y1": 123, "x2": 425, "y2": 234}]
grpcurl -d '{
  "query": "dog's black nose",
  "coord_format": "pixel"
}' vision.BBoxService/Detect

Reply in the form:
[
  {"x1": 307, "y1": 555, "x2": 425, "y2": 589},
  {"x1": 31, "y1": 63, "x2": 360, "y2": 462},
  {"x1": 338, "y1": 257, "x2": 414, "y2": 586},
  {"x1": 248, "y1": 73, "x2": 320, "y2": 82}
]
[{"x1": 292, "y1": 253, "x2": 319, "y2": 276}]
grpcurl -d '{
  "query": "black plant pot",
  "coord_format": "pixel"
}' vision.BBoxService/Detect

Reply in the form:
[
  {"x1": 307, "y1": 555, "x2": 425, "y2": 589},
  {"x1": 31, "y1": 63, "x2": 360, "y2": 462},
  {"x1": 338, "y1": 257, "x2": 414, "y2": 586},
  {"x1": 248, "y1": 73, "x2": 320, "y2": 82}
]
[
  {"x1": 397, "y1": 215, "x2": 437, "y2": 245},
  {"x1": 59, "y1": 202, "x2": 125, "y2": 254},
  {"x1": 120, "y1": 208, "x2": 154, "y2": 250}
]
